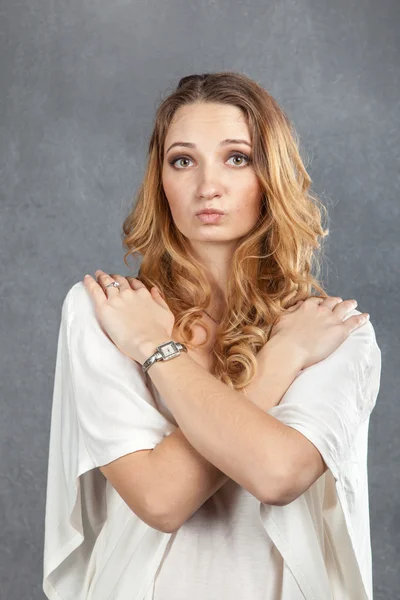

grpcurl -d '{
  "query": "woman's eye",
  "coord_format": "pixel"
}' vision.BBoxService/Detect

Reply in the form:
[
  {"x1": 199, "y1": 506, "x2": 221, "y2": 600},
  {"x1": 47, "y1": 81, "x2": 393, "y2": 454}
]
[
  {"x1": 169, "y1": 153, "x2": 251, "y2": 169},
  {"x1": 170, "y1": 157, "x2": 193, "y2": 169},
  {"x1": 227, "y1": 153, "x2": 251, "y2": 167}
]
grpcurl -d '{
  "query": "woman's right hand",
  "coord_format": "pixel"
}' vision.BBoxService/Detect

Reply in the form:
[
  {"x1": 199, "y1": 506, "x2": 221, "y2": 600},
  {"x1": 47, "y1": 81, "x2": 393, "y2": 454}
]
[{"x1": 268, "y1": 296, "x2": 370, "y2": 370}]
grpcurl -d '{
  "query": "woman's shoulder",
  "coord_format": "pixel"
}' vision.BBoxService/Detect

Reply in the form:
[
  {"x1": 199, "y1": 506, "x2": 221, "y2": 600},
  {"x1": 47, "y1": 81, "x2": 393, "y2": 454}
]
[
  {"x1": 61, "y1": 279, "x2": 142, "y2": 373},
  {"x1": 62, "y1": 279, "x2": 95, "y2": 325},
  {"x1": 338, "y1": 308, "x2": 381, "y2": 378}
]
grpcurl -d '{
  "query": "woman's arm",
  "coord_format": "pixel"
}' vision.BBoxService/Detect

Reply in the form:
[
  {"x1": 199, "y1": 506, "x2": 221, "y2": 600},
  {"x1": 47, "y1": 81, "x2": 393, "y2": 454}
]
[
  {"x1": 145, "y1": 339, "x2": 302, "y2": 532},
  {"x1": 243, "y1": 340, "x2": 303, "y2": 411}
]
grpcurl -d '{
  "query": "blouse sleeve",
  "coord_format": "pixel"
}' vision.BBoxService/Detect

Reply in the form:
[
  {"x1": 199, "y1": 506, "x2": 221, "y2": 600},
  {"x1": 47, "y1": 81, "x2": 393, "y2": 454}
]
[
  {"x1": 43, "y1": 281, "x2": 177, "y2": 600},
  {"x1": 266, "y1": 310, "x2": 382, "y2": 480},
  {"x1": 65, "y1": 280, "x2": 177, "y2": 469}
]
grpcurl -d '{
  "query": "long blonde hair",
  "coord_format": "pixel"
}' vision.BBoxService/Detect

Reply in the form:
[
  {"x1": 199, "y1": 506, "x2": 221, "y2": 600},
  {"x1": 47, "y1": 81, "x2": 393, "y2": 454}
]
[{"x1": 122, "y1": 71, "x2": 330, "y2": 392}]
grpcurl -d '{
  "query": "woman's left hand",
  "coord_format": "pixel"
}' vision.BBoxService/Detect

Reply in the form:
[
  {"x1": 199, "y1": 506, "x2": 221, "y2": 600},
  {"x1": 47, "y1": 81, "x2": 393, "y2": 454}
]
[{"x1": 83, "y1": 270, "x2": 175, "y2": 364}]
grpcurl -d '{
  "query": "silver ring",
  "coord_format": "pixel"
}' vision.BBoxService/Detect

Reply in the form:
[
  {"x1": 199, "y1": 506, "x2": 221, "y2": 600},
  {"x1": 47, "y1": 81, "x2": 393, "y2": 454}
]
[{"x1": 104, "y1": 281, "x2": 120, "y2": 290}]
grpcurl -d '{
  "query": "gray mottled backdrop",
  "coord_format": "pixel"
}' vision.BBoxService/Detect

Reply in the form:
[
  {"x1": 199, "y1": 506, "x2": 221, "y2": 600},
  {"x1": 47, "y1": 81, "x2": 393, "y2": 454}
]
[{"x1": 0, "y1": 0, "x2": 398, "y2": 598}]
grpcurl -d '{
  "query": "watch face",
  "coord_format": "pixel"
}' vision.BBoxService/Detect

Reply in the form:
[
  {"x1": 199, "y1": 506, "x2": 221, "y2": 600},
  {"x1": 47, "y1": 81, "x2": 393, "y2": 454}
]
[{"x1": 158, "y1": 341, "x2": 178, "y2": 358}]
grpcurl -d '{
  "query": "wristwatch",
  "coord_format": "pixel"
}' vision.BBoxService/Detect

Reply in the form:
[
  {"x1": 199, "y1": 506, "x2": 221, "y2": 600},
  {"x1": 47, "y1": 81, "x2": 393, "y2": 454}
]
[{"x1": 142, "y1": 340, "x2": 188, "y2": 373}]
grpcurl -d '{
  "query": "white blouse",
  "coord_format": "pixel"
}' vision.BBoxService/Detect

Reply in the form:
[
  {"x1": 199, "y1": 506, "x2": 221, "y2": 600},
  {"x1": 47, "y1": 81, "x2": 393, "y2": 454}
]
[{"x1": 42, "y1": 281, "x2": 382, "y2": 600}]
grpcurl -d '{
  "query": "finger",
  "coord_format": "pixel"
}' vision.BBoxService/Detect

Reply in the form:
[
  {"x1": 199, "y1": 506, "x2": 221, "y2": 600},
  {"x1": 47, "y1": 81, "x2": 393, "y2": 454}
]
[
  {"x1": 95, "y1": 270, "x2": 125, "y2": 296},
  {"x1": 151, "y1": 286, "x2": 170, "y2": 308},
  {"x1": 307, "y1": 296, "x2": 326, "y2": 305},
  {"x1": 285, "y1": 300, "x2": 304, "y2": 312},
  {"x1": 320, "y1": 296, "x2": 343, "y2": 310},
  {"x1": 126, "y1": 276, "x2": 147, "y2": 291},
  {"x1": 333, "y1": 298, "x2": 359, "y2": 320},
  {"x1": 344, "y1": 312, "x2": 370, "y2": 334},
  {"x1": 95, "y1": 270, "x2": 120, "y2": 297},
  {"x1": 83, "y1": 274, "x2": 108, "y2": 309},
  {"x1": 109, "y1": 273, "x2": 131, "y2": 292}
]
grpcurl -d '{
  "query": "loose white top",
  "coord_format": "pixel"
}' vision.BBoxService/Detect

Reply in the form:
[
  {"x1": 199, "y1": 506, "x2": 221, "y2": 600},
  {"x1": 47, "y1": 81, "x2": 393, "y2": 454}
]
[{"x1": 43, "y1": 281, "x2": 382, "y2": 600}]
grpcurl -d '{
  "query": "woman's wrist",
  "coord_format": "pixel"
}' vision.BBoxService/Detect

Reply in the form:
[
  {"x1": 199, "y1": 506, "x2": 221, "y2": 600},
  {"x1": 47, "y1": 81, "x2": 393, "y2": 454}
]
[
  {"x1": 243, "y1": 336, "x2": 304, "y2": 412},
  {"x1": 262, "y1": 334, "x2": 306, "y2": 373},
  {"x1": 136, "y1": 333, "x2": 173, "y2": 365}
]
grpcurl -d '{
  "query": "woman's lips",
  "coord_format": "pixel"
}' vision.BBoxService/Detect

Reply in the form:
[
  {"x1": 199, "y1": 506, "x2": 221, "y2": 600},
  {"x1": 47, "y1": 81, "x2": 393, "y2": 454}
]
[{"x1": 196, "y1": 213, "x2": 224, "y2": 223}]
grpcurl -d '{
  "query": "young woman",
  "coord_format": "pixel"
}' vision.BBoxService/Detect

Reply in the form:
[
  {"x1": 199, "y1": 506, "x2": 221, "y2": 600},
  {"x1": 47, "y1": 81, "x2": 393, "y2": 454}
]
[{"x1": 43, "y1": 72, "x2": 381, "y2": 600}]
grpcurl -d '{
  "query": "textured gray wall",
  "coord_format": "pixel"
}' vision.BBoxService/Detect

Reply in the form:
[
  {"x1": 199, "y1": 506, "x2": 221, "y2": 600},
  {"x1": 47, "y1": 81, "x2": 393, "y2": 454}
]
[{"x1": 1, "y1": 0, "x2": 398, "y2": 598}]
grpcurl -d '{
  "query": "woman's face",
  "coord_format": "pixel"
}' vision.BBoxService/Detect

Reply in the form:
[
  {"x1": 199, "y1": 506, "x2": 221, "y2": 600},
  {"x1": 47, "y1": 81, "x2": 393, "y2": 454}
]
[{"x1": 161, "y1": 102, "x2": 263, "y2": 253}]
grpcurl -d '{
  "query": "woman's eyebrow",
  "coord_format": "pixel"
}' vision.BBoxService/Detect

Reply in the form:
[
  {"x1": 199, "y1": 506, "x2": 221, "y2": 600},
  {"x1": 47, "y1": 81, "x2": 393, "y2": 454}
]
[{"x1": 165, "y1": 138, "x2": 252, "y2": 154}]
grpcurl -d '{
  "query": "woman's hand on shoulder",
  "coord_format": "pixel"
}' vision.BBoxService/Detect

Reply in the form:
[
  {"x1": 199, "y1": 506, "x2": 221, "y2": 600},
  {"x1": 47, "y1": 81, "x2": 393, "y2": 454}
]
[{"x1": 268, "y1": 295, "x2": 370, "y2": 370}]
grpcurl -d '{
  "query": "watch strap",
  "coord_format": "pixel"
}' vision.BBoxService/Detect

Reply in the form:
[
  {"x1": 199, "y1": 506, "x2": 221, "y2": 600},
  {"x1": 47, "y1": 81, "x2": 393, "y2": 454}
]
[{"x1": 142, "y1": 340, "x2": 188, "y2": 373}]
